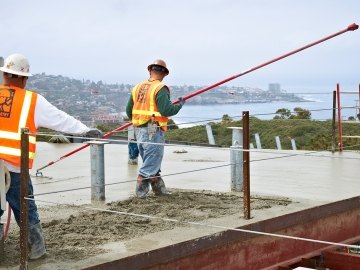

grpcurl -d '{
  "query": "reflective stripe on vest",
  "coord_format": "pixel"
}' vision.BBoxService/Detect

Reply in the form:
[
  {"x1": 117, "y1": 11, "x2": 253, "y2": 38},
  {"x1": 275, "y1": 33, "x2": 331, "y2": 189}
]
[{"x1": 0, "y1": 86, "x2": 37, "y2": 168}]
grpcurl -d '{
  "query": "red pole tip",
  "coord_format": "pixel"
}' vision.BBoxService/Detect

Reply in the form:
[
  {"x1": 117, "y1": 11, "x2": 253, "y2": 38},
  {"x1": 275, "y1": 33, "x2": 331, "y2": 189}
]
[{"x1": 347, "y1": 23, "x2": 359, "y2": 31}]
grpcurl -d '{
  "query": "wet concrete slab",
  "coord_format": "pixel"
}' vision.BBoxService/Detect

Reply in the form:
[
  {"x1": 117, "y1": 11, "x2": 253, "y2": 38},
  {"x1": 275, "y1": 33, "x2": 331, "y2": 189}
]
[
  {"x1": 25, "y1": 142, "x2": 360, "y2": 207},
  {"x1": 3, "y1": 142, "x2": 360, "y2": 269}
]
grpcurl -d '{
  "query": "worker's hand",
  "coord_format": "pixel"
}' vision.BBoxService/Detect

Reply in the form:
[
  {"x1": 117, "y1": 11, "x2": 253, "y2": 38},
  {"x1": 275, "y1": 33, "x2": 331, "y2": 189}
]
[
  {"x1": 178, "y1": 97, "x2": 185, "y2": 106},
  {"x1": 84, "y1": 128, "x2": 103, "y2": 138}
]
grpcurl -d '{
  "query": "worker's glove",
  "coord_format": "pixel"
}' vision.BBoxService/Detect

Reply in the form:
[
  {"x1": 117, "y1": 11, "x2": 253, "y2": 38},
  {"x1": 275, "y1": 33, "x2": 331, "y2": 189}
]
[
  {"x1": 178, "y1": 97, "x2": 186, "y2": 106},
  {"x1": 84, "y1": 128, "x2": 103, "y2": 138}
]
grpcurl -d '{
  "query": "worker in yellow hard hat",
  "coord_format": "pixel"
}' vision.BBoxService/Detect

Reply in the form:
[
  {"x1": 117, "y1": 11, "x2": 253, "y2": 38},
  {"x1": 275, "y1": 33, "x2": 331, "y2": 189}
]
[{"x1": 126, "y1": 59, "x2": 185, "y2": 198}]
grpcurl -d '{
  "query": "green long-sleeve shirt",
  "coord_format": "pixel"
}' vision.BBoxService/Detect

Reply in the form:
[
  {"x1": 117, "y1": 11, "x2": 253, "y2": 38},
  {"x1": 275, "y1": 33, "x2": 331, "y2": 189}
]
[{"x1": 126, "y1": 86, "x2": 183, "y2": 120}]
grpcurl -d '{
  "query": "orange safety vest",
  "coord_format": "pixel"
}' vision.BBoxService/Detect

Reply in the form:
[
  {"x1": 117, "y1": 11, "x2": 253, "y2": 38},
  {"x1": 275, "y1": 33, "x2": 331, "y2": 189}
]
[
  {"x1": 131, "y1": 79, "x2": 169, "y2": 131},
  {"x1": 0, "y1": 85, "x2": 38, "y2": 169}
]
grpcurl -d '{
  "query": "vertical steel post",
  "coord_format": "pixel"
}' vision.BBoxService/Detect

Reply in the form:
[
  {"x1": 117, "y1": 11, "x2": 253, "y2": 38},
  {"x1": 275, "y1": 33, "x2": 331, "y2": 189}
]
[
  {"x1": 0, "y1": 222, "x2": 3, "y2": 262},
  {"x1": 291, "y1": 139, "x2": 297, "y2": 150},
  {"x1": 0, "y1": 160, "x2": 6, "y2": 211},
  {"x1": 242, "y1": 112, "x2": 250, "y2": 220},
  {"x1": 20, "y1": 128, "x2": 29, "y2": 269},
  {"x1": 0, "y1": 161, "x2": 4, "y2": 260},
  {"x1": 229, "y1": 126, "x2": 242, "y2": 145},
  {"x1": 275, "y1": 136, "x2": 282, "y2": 150},
  {"x1": 358, "y1": 83, "x2": 360, "y2": 119},
  {"x1": 90, "y1": 141, "x2": 107, "y2": 201},
  {"x1": 229, "y1": 127, "x2": 243, "y2": 192},
  {"x1": 332, "y1": 90, "x2": 337, "y2": 153},
  {"x1": 336, "y1": 83, "x2": 343, "y2": 152},
  {"x1": 205, "y1": 124, "x2": 216, "y2": 145},
  {"x1": 254, "y1": 133, "x2": 262, "y2": 149}
]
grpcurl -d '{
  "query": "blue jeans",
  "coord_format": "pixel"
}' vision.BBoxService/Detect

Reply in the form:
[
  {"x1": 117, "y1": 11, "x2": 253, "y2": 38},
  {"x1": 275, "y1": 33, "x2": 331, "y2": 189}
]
[
  {"x1": 128, "y1": 141, "x2": 139, "y2": 160},
  {"x1": 0, "y1": 171, "x2": 40, "y2": 226},
  {"x1": 136, "y1": 127, "x2": 164, "y2": 178}
]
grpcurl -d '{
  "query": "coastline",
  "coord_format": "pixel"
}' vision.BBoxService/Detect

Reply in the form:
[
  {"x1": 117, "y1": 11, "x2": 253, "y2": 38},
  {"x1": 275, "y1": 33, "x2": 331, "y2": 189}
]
[{"x1": 172, "y1": 93, "x2": 359, "y2": 126}]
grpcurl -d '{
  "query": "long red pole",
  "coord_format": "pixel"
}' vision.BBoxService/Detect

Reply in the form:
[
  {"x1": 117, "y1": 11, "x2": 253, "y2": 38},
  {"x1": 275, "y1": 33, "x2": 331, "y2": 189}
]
[
  {"x1": 35, "y1": 122, "x2": 132, "y2": 174},
  {"x1": 36, "y1": 23, "x2": 358, "y2": 173}
]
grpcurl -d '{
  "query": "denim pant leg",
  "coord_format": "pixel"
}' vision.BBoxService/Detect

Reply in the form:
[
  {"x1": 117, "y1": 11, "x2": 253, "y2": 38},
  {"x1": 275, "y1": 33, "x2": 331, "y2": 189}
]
[
  {"x1": 128, "y1": 142, "x2": 139, "y2": 159},
  {"x1": 0, "y1": 172, "x2": 40, "y2": 226},
  {"x1": 137, "y1": 128, "x2": 164, "y2": 178}
]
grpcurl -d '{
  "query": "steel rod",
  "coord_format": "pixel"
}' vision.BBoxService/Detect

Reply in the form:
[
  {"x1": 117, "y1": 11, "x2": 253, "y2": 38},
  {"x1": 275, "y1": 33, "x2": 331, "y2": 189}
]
[
  {"x1": 36, "y1": 23, "x2": 358, "y2": 172},
  {"x1": 20, "y1": 128, "x2": 29, "y2": 269},
  {"x1": 242, "y1": 111, "x2": 250, "y2": 219},
  {"x1": 336, "y1": 83, "x2": 343, "y2": 152},
  {"x1": 332, "y1": 90, "x2": 337, "y2": 153},
  {"x1": 358, "y1": 83, "x2": 360, "y2": 117}
]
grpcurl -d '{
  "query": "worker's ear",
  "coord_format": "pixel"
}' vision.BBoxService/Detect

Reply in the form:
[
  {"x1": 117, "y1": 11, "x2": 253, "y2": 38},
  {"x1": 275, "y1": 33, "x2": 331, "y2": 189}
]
[{"x1": 21, "y1": 77, "x2": 28, "y2": 88}]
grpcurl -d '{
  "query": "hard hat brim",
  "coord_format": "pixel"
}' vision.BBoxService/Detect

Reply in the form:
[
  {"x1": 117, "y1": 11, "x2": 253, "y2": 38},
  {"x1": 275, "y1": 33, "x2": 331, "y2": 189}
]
[
  {"x1": 147, "y1": 64, "x2": 169, "y2": 75},
  {"x1": 0, "y1": 66, "x2": 32, "y2": 77}
]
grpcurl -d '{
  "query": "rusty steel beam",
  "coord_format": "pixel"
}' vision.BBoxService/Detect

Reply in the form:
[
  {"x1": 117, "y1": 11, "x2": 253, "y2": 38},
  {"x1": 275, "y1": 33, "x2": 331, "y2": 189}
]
[
  {"x1": 332, "y1": 90, "x2": 337, "y2": 153},
  {"x1": 19, "y1": 128, "x2": 29, "y2": 269},
  {"x1": 242, "y1": 111, "x2": 250, "y2": 220},
  {"x1": 323, "y1": 250, "x2": 360, "y2": 269},
  {"x1": 336, "y1": 83, "x2": 344, "y2": 152},
  {"x1": 83, "y1": 196, "x2": 360, "y2": 270}
]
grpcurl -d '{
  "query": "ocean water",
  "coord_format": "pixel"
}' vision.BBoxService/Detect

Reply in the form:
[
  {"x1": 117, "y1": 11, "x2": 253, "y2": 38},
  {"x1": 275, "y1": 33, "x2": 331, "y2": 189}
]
[{"x1": 172, "y1": 93, "x2": 360, "y2": 127}]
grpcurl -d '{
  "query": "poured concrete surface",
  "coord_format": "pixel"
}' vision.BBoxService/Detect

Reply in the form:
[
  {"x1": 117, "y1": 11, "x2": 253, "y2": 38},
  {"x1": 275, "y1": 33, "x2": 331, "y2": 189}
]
[
  {"x1": 29, "y1": 142, "x2": 360, "y2": 205},
  {"x1": 1, "y1": 142, "x2": 359, "y2": 269}
]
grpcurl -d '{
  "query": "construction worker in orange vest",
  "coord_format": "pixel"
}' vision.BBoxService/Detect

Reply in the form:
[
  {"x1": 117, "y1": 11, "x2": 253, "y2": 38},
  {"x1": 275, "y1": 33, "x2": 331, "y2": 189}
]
[
  {"x1": 0, "y1": 53, "x2": 102, "y2": 260},
  {"x1": 126, "y1": 59, "x2": 185, "y2": 198}
]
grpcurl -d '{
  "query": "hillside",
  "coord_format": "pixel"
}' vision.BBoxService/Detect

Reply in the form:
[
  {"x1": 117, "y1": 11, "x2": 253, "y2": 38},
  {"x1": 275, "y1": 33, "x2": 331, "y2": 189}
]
[
  {"x1": 26, "y1": 73, "x2": 307, "y2": 125},
  {"x1": 165, "y1": 118, "x2": 360, "y2": 151}
]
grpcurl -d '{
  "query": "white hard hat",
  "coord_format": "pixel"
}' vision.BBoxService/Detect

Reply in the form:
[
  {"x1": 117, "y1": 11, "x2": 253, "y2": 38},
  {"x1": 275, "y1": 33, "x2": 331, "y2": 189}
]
[{"x1": 0, "y1": 53, "x2": 32, "y2": 77}]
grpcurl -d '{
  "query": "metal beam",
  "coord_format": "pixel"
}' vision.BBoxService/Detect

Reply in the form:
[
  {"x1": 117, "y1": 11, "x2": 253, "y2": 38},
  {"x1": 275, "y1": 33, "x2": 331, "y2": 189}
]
[{"x1": 20, "y1": 128, "x2": 29, "y2": 269}]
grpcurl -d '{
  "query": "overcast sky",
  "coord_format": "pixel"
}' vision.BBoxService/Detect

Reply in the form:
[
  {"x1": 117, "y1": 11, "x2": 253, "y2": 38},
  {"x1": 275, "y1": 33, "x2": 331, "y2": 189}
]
[{"x1": 1, "y1": 0, "x2": 359, "y2": 91}]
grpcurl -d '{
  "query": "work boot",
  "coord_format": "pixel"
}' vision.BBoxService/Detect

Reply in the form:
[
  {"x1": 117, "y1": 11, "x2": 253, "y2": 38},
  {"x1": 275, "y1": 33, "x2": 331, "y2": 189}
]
[
  {"x1": 151, "y1": 176, "x2": 167, "y2": 196},
  {"x1": 128, "y1": 158, "x2": 138, "y2": 165},
  {"x1": 28, "y1": 222, "x2": 47, "y2": 260},
  {"x1": 0, "y1": 223, "x2": 3, "y2": 241},
  {"x1": 136, "y1": 175, "x2": 150, "y2": 198}
]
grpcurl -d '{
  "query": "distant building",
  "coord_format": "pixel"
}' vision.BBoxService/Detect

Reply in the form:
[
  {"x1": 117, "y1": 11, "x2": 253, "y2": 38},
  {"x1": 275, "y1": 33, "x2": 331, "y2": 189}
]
[
  {"x1": 268, "y1": 83, "x2": 281, "y2": 93},
  {"x1": 93, "y1": 113, "x2": 123, "y2": 124}
]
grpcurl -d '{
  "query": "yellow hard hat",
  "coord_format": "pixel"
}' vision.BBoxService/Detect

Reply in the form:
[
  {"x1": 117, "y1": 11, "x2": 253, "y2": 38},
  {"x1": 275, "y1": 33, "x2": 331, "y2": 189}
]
[
  {"x1": 147, "y1": 59, "x2": 169, "y2": 75},
  {"x1": 0, "y1": 53, "x2": 32, "y2": 77}
]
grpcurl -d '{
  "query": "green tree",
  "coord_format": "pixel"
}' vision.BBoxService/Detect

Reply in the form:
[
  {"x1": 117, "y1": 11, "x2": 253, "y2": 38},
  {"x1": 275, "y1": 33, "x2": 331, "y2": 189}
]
[
  {"x1": 274, "y1": 108, "x2": 291, "y2": 119},
  {"x1": 167, "y1": 119, "x2": 179, "y2": 130},
  {"x1": 290, "y1": 107, "x2": 311, "y2": 119},
  {"x1": 222, "y1": 114, "x2": 232, "y2": 122}
]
